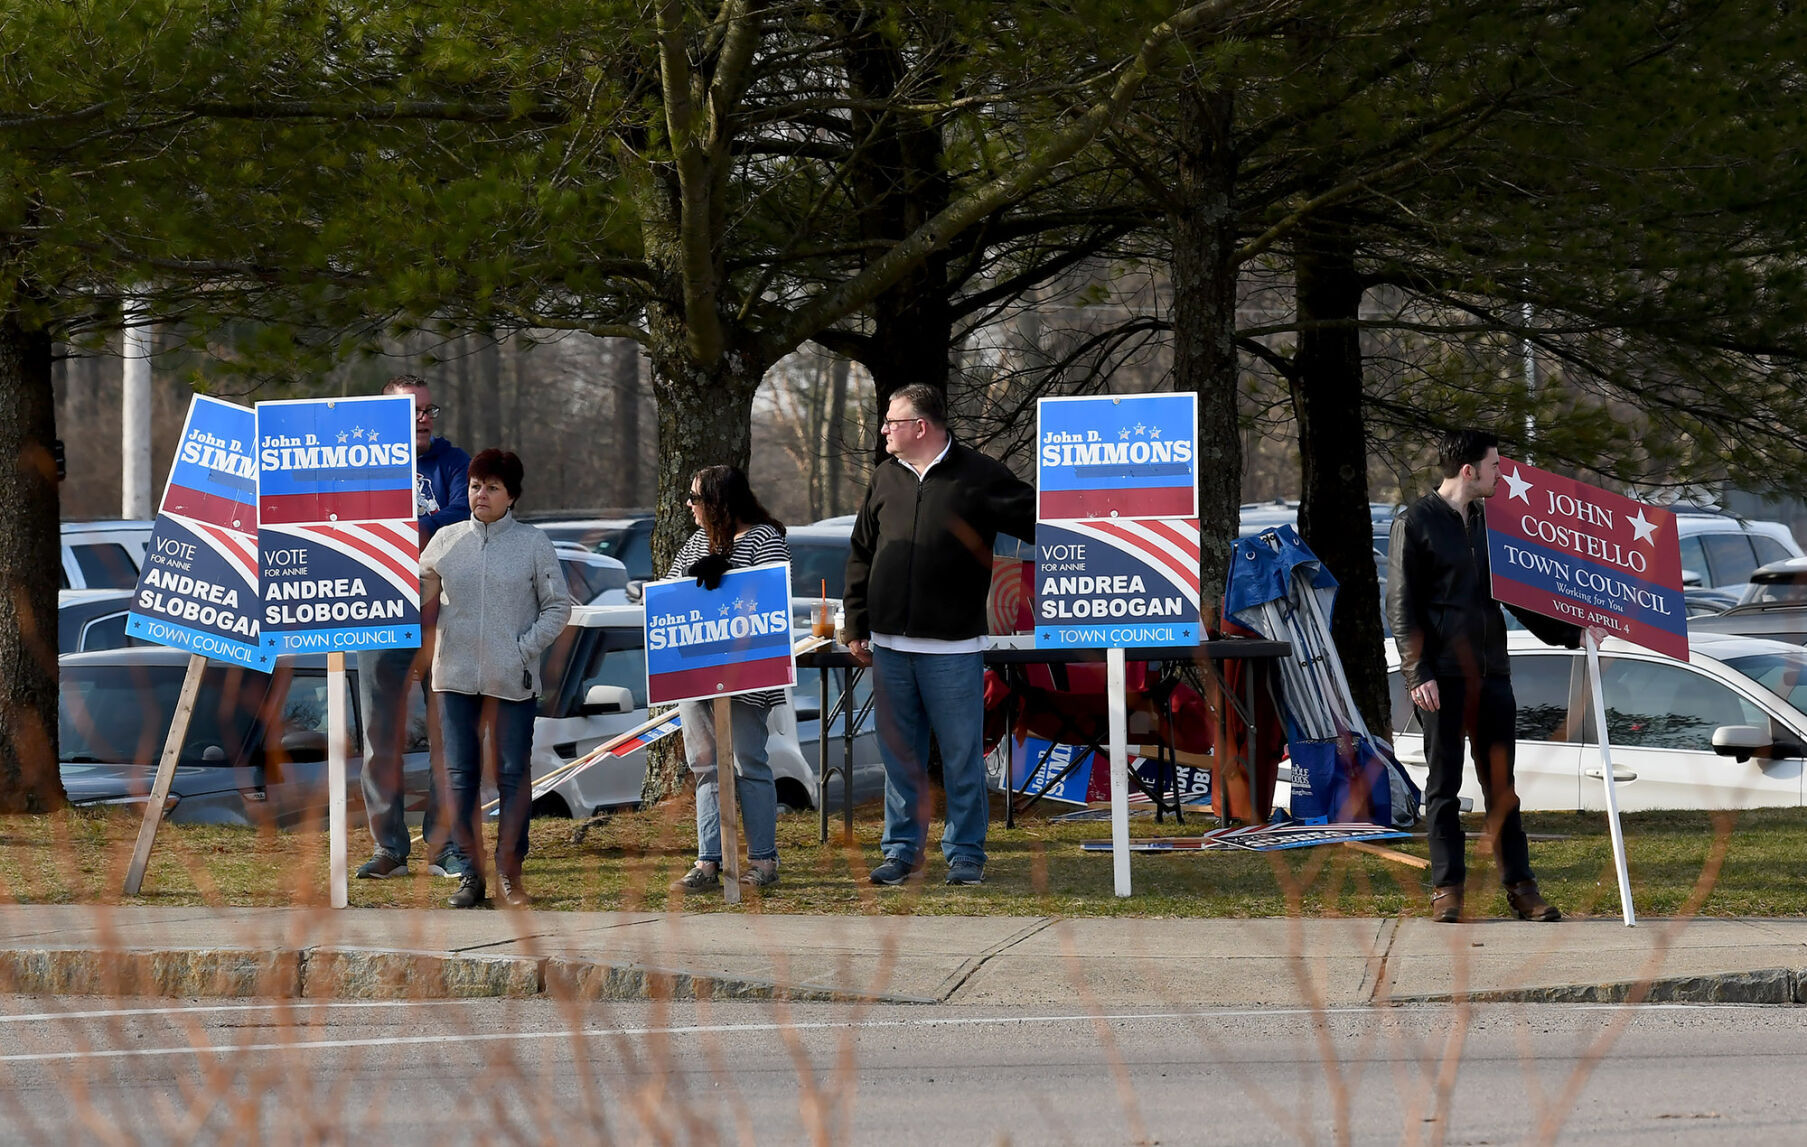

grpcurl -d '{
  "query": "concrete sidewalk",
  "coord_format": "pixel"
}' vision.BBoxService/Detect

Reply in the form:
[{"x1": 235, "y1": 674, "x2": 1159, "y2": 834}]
[{"x1": 2, "y1": 905, "x2": 1805, "y2": 1006}]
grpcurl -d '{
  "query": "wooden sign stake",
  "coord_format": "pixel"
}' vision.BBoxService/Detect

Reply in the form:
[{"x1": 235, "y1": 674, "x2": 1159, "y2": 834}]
[
  {"x1": 713, "y1": 696, "x2": 742, "y2": 904},
  {"x1": 123, "y1": 652, "x2": 206, "y2": 896}
]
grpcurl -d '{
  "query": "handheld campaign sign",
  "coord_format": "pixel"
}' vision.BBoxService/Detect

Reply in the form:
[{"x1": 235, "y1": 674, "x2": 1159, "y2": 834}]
[
  {"x1": 1037, "y1": 393, "x2": 1197, "y2": 520},
  {"x1": 255, "y1": 395, "x2": 422, "y2": 654},
  {"x1": 1033, "y1": 518, "x2": 1202, "y2": 649},
  {"x1": 644, "y1": 563, "x2": 796, "y2": 705},
  {"x1": 126, "y1": 396, "x2": 263, "y2": 667},
  {"x1": 1486, "y1": 459, "x2": 1686, "y2": 660}
]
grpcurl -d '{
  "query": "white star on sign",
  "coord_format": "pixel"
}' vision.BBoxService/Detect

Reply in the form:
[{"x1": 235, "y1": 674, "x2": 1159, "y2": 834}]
[
  {"x1": 368, "y1": 430, "x2": 380, "y2": 442},
  {"x1": 1119, "y1": 428, "x2": 1131, "y2": 440},
  {"x1": 719, "y1": 604, "x2": 731, "y2": 617},
  {"x1": 1149, "y1": 426, "x2": 1161, "y2": 439},
  {"x1": 731, "y1": 597, "x2": 746, "y2": 612},
  {"x1": 337, "y1": 431, "x2": 348, "y2": 443},
  {"x1": 1133, "y1": 422, "x2": 1147, "y2": 436},
  {"x1": 352, "y1": 426, "x2": 364, "y2": 439},
  {"x1": 1627, "y1": 508, "x2": 1659, "y2": 545},
  {"x1": 1500, "y1": 466, "x2": 1533, "y2": 503}
]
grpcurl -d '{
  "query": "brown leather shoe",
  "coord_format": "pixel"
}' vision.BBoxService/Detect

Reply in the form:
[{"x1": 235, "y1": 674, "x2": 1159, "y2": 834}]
[
  {"x1": 1505, "y1": 881, "x2": 1561, "y2": 922},
  {"x1": 1430, "y1": 885, "x2": 1464, "y2": 923}
]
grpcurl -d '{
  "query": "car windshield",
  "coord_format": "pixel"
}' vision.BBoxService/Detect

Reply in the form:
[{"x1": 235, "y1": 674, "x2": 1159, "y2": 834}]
[
  {"x1": 59, "y1": 662, "x2": 266, "y2": 765},
  {"x1": 1744, "y1": 578, "x2": 1807, "y2": 606},
  {"x1": 789, "y1": 538, "x2": 849, "y2": 598},
  {"x1": 1722, "y1": 652, "x2": 1807, "y2": 718},
  {"x1": 594, "y1": 524, "x2": 653, "y2": 580}
]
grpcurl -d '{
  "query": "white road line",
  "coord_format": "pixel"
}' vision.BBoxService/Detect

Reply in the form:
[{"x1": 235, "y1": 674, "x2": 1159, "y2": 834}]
[
  {"x1": 0, "y1": 1002, "x2": 1755, "y2": 1065},
  {"x1": 0, "y1": 1000, "x2": 476, "y2": 1025}
]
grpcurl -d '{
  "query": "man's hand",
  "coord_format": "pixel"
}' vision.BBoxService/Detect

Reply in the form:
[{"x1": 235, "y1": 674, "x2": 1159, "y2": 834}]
[
  {"x1": 847, "y1": 638, "x2": 873, "y2": 667},
  {"x1": 1410, "y1": 679, "x2": 1440, "y2": 712},
  {"x1": 1586, "y1": 624, "x2": 1612, "y2": 647}
]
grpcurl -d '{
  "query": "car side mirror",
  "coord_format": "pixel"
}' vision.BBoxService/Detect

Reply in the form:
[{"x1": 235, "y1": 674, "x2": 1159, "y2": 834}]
[
  {"x1": 1711, "y1": 724, "x2": 1773, "y2": 763},
  {"x1": 625, "y1": 580, "x2": 645, "y2": 603},
  {"x1": 581, "y1": 684, "x2": 634, "y2": 715},
  {"x1": 1681, "y1": 568, "x2": 1703, "y2": 588},
  {"x1": 280, "y1": 729, "x2": 329, "y2": 763}
]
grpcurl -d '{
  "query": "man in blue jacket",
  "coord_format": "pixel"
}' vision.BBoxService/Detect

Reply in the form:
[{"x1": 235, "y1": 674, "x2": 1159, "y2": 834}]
[{"x1": 356, "y1": 375, "x2": 472, "y2": 879}]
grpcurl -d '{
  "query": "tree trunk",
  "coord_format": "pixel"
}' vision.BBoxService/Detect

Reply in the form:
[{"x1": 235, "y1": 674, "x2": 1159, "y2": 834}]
[
  {"x1": 824, "y1": 354, "x2": 850, "y2": 517},
  {"x1": 637, "y1": 314, "x2": 767, "y2": 806},
  {"x1": 474, "y1": 331, "x2": 503, "y2": 451},
  {"x1": 1170, "y1": 84, "x2": 1240, "y2": 628},
  {"x1": 837, "y1": 8, "x2": 953, "y2": 440},
  {"x1": 609, "y1": 338, "x2": 644, "y2": 509},
  {"x1": 0, "y1": 308, "x2": 67, "y2": 812},
  {"x1": 1293, "y1": 210, "x2": 1390, "y2": 739}
]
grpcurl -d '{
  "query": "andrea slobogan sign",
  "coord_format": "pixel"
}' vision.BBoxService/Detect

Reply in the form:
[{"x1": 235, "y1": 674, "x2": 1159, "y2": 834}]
[
  {"x1": 127, "y1": 395, "x2": 264, "y2": 667},
  {"x1": 1033, "y1": 518, "x2": 1201, "y2": 649},
  {"x1": 1036, "y1": 393, "x2": 1197, "y2": 521},
  {"x1": 644, "y1": 562, "x2": 796, "y2": 706},
  {"x1": 1487, "y1": 459, "x2": 1687, "y2": 661},
  {"x1": 255, "y1": 395, "x2": 422, "y2": 653}
]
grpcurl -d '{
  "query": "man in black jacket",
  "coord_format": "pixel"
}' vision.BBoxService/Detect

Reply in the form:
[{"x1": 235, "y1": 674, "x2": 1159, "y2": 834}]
[
  {"x1": 845, "y1": 383, "x2": 1036, "y2": 887},
  {"x1": 1387, "y1": 429, "x2": 1585, "y2": 923}
]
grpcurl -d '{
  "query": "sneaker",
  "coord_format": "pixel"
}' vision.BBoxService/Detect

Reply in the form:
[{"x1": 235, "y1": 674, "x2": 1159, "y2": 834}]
[
  {"x1": 447, "y1": 871, "x2": 487, "y2": 909},
  {"x1": 1505, "y1": 881, "x2": 1562, "y2": 922},
  {"x1": 868, "y1": 856, "x2": 923, "y2": 886},
  {"x1": 740, "y1": 860, "x2": 779, "y2": 888},
  {"x1": 945, "y1": 860, "x2": 985, "y2": 886},
  {"x1": 355, "y1": 853, "x2": 408, "y2": 880},
  {"x1": 671, "y1": 862, "x2": 721, "y2": 892},
  {"x1": 427, "y1": 851, "x2": 469, "y2": 879},
  {"x1": 498, "y1": 873, "x2": 532, "y2": 908}
]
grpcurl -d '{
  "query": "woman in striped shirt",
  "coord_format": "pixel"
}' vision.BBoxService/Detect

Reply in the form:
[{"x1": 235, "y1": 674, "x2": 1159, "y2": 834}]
[{"x1": 667, "y1": 465, "x2": 791, "y2": 891}]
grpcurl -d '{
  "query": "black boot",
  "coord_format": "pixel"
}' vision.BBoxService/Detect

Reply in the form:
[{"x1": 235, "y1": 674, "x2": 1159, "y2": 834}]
[{"x1": 448, "y1": 871, "x2": 487, "y2": 909}]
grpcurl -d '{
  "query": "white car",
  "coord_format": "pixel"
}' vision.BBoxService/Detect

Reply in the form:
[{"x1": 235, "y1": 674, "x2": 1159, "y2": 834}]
[
  {"x1": 61, "y1": 520, "x2": 152, "y2": 589},
  {"x1": 1388, "y1": 629, "x2": 1807, "y2": 812},
  {"x1": 525, "y1": 604, "x2": 820, "y2": 816}
]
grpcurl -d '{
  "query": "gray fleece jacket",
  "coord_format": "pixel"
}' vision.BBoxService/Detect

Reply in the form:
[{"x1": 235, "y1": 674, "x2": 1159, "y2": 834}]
[{"x1": 419, "y1": 511, "x2": 572, "y2": 701}]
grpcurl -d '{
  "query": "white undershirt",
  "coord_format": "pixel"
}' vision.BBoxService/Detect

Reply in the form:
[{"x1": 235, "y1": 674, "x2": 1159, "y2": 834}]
[{"x1": 872, "y1": 437, "x2": 986, "y2": 655}]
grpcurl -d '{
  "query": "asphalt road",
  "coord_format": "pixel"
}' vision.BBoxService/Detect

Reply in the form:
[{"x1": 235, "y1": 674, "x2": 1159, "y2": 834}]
[{"x1": 2, "y1": 996, "x2": 1803, "y2": 1144}]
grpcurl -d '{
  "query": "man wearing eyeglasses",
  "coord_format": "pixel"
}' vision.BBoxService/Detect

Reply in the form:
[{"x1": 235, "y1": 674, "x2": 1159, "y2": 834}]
[
  {"x1": 355, "y1": 375, "x2": 472, "y2": 881},
  {"x1": 844, "y1": 383, "x2": 1035, "y2": 887}
]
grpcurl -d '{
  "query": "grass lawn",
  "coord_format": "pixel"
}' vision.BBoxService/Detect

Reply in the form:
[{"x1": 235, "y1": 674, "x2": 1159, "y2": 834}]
[{"x1": 1, "y1": 798, "x2": 1801, "y2": 918}]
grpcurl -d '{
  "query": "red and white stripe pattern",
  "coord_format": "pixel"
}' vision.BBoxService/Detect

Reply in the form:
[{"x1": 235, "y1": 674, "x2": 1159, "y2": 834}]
[
  {"x1": 1048, "y1": 517, "x2": 1201, "y2": 610},
  {"x1": 169, "y1": 513, "x2": 259, "y2": 585},
  {"x1": 261, "y1": 519, "x2": 421, "y2": 603}
]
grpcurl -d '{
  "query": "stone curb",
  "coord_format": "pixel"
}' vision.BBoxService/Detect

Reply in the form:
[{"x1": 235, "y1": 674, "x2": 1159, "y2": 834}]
[
  {"x1": 1391, "y1": 967, "x2": 1807, "y2": 1006},
  {"x1": 0, "y1": 947, "x2": 933, "y2": 1006}
]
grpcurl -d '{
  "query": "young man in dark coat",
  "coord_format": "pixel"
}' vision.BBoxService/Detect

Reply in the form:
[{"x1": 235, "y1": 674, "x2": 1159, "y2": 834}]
[{"x1": 1386, "y1": 428, "x2": 1592, "y2": 923}]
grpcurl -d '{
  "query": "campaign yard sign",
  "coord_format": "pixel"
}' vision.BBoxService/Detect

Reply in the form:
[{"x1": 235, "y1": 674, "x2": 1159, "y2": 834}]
[
  {"x1": 644, "y1": 563, "x2": 796, "y2": 705},
  {"x1": 1037, "y1": 393, "x2": 1197, "y2": 521},
  {"x1": 255, "y1": 395, "x2": 422, "y2": 654},
  {"x1": 1487, "y1": 459, "x2": 1688, "y2": 660},
  {"x1": 1034, "y1": 518, "x2": 1201, "y2": 648},
  {"x1": 1009, "y1": 737, "x2": 1097, "y2": 805},
  {"x1": 126, "y1": 396, "x2": 263, "y2": 667}
]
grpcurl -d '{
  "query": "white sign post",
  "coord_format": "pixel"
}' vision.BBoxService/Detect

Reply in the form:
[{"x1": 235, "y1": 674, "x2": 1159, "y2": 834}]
[
  {"x1": 327, "y1": 651, "x2": 350, "y2": 908},
  {"x1": 1582, "y1": 630, "x2": 1637, "y2": 926},
  {"x1": 1035, "y1": 394, "x2": 1202, "y2": 897}
]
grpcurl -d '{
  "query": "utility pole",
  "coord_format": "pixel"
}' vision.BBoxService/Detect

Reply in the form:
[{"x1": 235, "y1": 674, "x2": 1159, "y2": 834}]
[{"x1": 121, "y1": 300, "x2": 154, "y2": 519}]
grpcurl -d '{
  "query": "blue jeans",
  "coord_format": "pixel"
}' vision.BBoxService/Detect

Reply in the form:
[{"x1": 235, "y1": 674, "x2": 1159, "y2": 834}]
[
  {"x1": 871, "y1": 646, "x2": 987, "y2": 867},
  {"x1": 357, "y1": 647, "x2": 461, "y2": 865},
  {"x1": 678, "y1": 698, "x2": 778, "y2": 863},
  {"x1": 439, "y1": 691, "x2": 537, "y2": 879}
]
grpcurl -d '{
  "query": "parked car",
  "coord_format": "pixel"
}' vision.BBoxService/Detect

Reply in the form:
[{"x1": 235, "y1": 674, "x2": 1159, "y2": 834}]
[
  {"x1": 525, "y1": 604, "x2": 826, "y2": 817},
  {"x1": 589, "y1": 516, "x2": 656, "y2": 582},
  {"x1": 58, "y1": 589, "x2": 142, "y2": 654},
  {"x1": 61, "y1": 520, "x2": 152, "y2": 590},
  {"x1": 1387, "y1": 630, "x2": 1807, "y2": 811},
  {"x1": 57, "y1": 647, "x2": 392, "y2": 825},
  {"x1": 554, "y1": 544, "x2": 631, "y2": 605},
  {"x1": 1672, "y1": 509, "x2": 1802, "y2": 597}
]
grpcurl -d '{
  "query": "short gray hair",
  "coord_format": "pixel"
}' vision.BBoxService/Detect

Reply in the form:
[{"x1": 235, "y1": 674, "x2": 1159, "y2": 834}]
[{"x1": 890, "y1": 383, "x2": 946, "y2": 428}]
